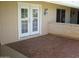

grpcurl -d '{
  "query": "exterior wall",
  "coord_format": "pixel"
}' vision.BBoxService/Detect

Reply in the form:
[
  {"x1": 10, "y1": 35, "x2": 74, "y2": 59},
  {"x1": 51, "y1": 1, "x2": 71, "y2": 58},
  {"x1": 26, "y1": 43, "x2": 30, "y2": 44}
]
[
  {"x1": 41, "y1": 3, "x2": 71, "y2": 37},
  {"x1": 49, "y1": 23, "x2": 79, "y2": 39},
  {"x1": 27, "y1": 1, "x2": 71, "y2": 36},
  {"x1": 0, "y1": 1, "x2": 79, "y2": 45},
  {"x1": 0, "y1": 1, "x2": 49, "y2": 45},
  {"x1": 47, "y1": 4, "x2": 79, "y2": 39},
  {"x1": 0, "y1": 2, "x2": 18, "y2": 45},
  {"x1": 0, "y1": 4, "x2": 1, "y2": 44}
]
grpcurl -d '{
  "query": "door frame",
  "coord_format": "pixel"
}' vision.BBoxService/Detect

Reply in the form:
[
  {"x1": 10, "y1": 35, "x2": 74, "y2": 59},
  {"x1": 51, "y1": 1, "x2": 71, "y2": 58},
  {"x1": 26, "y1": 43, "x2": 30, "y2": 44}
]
[
  {"x1": 18, "y1": 2, "x2": 42, "y2": 39},
  {"x1": 30, "y1": 5, "x2": 40, "y2": 35}
]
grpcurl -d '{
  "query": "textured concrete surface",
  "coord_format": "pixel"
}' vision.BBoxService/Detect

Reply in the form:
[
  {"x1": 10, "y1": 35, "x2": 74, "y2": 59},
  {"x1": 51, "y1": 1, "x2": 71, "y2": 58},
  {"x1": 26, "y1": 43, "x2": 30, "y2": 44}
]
[{"x1": 7, "y1": 34, "x2": 79, "y2": 58}]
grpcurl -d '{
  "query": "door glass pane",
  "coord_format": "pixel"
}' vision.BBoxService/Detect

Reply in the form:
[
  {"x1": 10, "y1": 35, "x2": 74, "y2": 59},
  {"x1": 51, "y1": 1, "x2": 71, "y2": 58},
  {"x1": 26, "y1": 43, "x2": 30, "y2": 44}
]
[
  {"x1": 33, "y1": 9, "x2": 38, "y2": 17},
  {"x1": 21, "y1": 20, "x2": 28, "y2": 33},
  {"x1": 32, "y1": 9, "x2": 38, "y2": 32},
  {"x1": 21, "y1": 9, "x2": 28, "y2": 18},
  {"x1": 21, "y1": 9, "x2": 24, "y2": 14},
  {"x1": 33, "y1": 18, "x2": 38, "y2": 32},
  {"x1": 25, "y1": 9, "x2": 28, "y2": 17}
]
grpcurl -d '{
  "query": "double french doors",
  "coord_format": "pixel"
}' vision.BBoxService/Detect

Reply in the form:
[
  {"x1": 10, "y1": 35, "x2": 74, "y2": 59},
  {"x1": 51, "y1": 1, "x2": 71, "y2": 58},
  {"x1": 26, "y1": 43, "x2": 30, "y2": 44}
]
[{"x1": 18, "y1": 3, "x2": 40, "y2": 37}]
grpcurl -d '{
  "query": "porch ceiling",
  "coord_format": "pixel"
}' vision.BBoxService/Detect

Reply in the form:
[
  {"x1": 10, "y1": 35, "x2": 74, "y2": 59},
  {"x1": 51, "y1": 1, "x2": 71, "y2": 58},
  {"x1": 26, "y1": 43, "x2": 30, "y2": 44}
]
[{"x1": 46, "y1": 1, "x2": 79, "y2": 9}]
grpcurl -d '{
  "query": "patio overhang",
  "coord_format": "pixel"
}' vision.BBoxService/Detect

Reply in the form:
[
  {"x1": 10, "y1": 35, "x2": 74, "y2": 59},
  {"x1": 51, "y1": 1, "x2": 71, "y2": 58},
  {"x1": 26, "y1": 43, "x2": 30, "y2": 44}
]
[{"x1": 45, "y1": 1, "x2": 79, "y2": 9}]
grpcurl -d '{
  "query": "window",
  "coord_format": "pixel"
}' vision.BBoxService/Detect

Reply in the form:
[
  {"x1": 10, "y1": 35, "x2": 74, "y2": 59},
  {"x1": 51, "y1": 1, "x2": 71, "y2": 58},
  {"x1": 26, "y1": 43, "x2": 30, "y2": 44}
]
[
  {"x1": 21, "y1": 9, "x2": 28, "y2": 18},
  {"x1": 70, "y1": 9, "x2": 79, "y2": 24},
  {"x1": 56, "y1": 9, "x2": 65, "y2": 23},
  {"x1": 33, "y1": 9, "x2": 38, "y2": 17},
  {"x1": 33, "y1": 19, "x2": 38, "y2": 32},
  {"x1": 21, "y1": 8, "x2": 28, "y2": 34},
  {"x1": 21, "y1": 20, "x2": 28, "y2": 33},
  {"x1": 77, "y1": 11, "x2": 79, "y2": 24},
  {"x1": 32, "y1": 9, "x2": 39, "y2": 32}
]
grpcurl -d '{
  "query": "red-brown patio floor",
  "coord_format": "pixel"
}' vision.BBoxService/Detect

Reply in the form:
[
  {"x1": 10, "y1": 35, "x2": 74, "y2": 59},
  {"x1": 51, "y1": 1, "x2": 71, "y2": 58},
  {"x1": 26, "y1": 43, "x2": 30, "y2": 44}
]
[{"x1": 7, "y1": 34, "x2": 79, "y2": 58}]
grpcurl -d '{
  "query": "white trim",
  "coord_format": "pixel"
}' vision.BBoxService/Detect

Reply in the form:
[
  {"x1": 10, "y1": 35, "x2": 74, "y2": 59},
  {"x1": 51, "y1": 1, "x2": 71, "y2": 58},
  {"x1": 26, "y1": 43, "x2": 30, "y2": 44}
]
[
  {"x1": 18, "y1": 2, "x2": 30, "y2": 38},
  {"x1": 39, "y1": 5, "x2": 42, "y2": 35},
  {"x1": 18, "y1": 2, "x2": 42, "y2": 39},
  {"x1": 30, "y1": 6, "x2": 40, "y2": 35},
  {"x1": 18, "y1": 2, "x2": 21, "y2": 39}
]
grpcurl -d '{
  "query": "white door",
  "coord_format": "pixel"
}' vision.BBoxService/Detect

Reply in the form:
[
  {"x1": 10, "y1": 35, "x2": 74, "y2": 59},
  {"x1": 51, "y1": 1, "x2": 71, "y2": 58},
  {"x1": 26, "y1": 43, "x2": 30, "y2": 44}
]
[
  {"x1": 31, "y1": 7, "x2": 40, "y2": 35},
  {"x1": 18, "y1": 3, "x2": 41, "y2": 37},
  {"x1": 18, "y1": 3, "x2": 30, "y2": 37}
]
